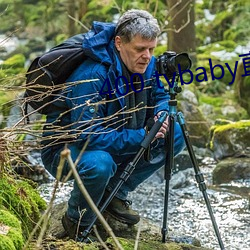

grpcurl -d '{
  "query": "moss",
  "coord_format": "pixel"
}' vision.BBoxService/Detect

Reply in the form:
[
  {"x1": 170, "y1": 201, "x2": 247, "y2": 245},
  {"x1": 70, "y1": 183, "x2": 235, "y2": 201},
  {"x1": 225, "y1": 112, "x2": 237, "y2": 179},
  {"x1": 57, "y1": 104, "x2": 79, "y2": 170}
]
[
  {"x1": 0, "y1": 209, "x2": 24, "y2": 249},
  {"x1": 1, "y1": 54, "x2": 25, "y2": 69},
  {"x1": 198, "y1": 90, "x2": 249, "y2": 122},
  {"x1": 199, "y1": 95, "x2": 224, "y2": 107},
  {"x1": 0, "y1": 174, "x2": 47, "y2": 239},
  {"x1": 209, "y1": 120, "x2": 250, "y2": 151},
  {"x1": 214, "y1": 119, "x2": 233, "y2": 125},
  {"x1": 0, "y1": 54, "x2": 26, "y2": 86},
  {"x1": 0, "y1": 235, "x2": 16, "y2": 250},
  {"x1": 0, "y1": 209, "x2": 21, "y2": 229},
  {"x1": 7, "y1": 228, "x2": 24, "y2": 249},
  {"x1": 213, "y1": 120, "x2": 250, "y2": 133},
  {"x1": 106, "y1": 237, "x2": 208, "y2": 250}
]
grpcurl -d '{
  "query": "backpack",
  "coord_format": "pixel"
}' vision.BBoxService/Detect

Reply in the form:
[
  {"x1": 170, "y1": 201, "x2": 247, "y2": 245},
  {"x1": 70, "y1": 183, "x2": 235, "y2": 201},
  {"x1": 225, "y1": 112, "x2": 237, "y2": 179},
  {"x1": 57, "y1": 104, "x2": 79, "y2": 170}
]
[{"x1": 24, "y1": 34, "x2": 87, "y2": 115}]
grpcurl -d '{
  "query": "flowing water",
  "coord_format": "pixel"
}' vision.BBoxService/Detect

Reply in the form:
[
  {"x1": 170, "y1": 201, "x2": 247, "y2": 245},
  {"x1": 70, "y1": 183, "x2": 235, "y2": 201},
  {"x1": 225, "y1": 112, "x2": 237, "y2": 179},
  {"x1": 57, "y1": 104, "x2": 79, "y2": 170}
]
[{"x1": 38, "y1": 156, "x2": 250, "y2": 250}]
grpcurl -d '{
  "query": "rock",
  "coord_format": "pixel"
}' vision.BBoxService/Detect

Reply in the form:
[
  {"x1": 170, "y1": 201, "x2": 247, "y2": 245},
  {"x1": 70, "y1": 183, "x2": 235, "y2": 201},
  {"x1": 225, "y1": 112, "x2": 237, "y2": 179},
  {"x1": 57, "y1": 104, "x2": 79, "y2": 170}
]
[
  {"x1": 170, "y1": 168, "x2": 193, "y2": 189},
  {"x1": 213, "y1": 157, "x2": 250, "y2": 184},
  {"x1": 179, "y1": 100, "x2": 211, "y2": 148},
  {"x1": 154, "y1": 147, "x2": 213, "y2": 182},
  {"x1": 199, "y1": 103, "x2": 213, "y2": 117},
  {"x1": 44, "y1": 201, "x2": 211, "y2": 250},
  {"x1": 209, "y1": 120, "x2": 250, "y2": 160},
  {"x1": 221, "y1": 105, "x2": 237, "y2": 116},
  {"x1": 181, "y1": 89, "x2": 199, "y2": 105}
]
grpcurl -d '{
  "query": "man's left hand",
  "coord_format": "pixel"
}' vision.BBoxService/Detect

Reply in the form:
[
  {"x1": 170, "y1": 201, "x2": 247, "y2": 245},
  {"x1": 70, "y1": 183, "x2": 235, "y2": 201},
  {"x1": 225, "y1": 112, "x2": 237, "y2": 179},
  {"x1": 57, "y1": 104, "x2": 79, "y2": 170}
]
[{"x1": 154, "y1": 111, "x2": 169, "y2": 139}]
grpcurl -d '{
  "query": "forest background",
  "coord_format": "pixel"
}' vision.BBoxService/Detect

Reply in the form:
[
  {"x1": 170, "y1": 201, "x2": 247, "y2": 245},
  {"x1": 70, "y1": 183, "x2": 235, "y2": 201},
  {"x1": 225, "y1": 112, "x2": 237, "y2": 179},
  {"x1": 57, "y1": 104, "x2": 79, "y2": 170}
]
[{"x1": 1, "y1": 0, "x2": 250, "y2": 124}]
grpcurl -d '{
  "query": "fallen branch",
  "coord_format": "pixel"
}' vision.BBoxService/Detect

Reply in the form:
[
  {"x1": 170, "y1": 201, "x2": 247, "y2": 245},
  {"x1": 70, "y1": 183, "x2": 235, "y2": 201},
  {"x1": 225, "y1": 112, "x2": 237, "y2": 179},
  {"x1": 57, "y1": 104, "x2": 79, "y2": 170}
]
[{"x1": 62, "y1": 148, "x2": 124, "y2": 250}]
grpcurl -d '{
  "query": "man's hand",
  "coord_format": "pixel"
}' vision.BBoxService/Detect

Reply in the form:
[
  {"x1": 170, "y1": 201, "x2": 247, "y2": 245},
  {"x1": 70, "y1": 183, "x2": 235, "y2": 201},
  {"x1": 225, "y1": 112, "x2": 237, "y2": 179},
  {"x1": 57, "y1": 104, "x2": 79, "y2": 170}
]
[{"x1": 154, "y1": 111, "x2": 169, "y2": 139}]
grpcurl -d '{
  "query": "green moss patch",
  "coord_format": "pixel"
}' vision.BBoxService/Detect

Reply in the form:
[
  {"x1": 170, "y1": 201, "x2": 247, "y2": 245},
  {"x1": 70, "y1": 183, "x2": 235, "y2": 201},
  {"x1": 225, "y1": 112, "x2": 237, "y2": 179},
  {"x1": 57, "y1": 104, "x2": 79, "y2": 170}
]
[
  {"x1": 0, "y1": 174, "x2": 47, "y2": 239},
  {"x1": 0, "y1": 209, "x2": 24, "y2": 250}
]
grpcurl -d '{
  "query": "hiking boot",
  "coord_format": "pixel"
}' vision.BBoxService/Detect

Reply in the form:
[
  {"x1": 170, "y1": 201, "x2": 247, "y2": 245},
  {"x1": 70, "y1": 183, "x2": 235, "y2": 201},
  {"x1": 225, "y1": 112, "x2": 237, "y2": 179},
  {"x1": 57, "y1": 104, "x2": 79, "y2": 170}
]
[
  {"x1": 105, "y1": 196, "x2": 140, "y2": 225},
  {"x1": 61, "y1": 213, "x2": 97, "y2": 243}
]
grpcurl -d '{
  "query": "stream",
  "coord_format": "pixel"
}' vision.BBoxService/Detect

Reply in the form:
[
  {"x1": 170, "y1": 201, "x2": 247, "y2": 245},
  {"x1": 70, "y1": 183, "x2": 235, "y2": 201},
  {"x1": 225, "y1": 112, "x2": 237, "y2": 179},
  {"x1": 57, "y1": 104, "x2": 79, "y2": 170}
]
[{"x1": 38, "y1": 155, "x2": 250, "y2": 250}]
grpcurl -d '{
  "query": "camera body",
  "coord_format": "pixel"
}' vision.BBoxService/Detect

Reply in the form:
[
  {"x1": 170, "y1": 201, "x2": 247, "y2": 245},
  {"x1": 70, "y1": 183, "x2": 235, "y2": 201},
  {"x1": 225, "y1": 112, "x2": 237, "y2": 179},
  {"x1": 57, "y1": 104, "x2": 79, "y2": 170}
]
[{"x1": 156, "y1": 51, "x2": 192, "y2": 78}]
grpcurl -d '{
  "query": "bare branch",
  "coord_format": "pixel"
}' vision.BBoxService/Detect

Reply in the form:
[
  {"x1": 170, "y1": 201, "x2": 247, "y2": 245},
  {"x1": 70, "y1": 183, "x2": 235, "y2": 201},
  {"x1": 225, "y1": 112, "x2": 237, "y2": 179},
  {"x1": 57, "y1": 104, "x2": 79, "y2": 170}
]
[{"x1": 63, "y1": 148, "x2": 124, "y2": 250}]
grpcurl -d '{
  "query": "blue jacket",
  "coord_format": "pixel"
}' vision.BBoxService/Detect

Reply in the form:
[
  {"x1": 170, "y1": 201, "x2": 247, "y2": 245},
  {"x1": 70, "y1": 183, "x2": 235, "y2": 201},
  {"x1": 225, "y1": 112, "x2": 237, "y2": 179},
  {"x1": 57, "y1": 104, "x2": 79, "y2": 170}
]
[{"x1": 44, "y1": 21, "x2": 170, "y2": 156}]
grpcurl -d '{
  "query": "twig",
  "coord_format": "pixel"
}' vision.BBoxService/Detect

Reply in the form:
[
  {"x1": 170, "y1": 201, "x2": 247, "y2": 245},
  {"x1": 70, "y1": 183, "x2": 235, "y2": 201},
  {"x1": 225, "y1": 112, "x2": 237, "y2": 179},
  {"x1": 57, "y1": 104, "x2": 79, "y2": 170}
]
[
  {"x1": 61, "y1": 148, "x2": 124, "y2": 250},
  {"x1": 134, "y1": 220, "x2": 142, "y2": 250},
  {"x1": 93, "y1": 225, "x2": 109, "y2": 250},
  {"x1": 68, "y1": 14, "x2": 89, "y2": 31}
]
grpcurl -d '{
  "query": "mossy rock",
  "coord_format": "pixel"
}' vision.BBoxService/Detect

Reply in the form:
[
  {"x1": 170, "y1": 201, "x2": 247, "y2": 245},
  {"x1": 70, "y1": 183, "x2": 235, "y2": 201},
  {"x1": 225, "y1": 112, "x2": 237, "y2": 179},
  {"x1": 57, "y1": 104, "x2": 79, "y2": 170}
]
[
  {"x1": 213, "y1": 157, "x2": 250, "y2": 184},
  {"x1": 209, "y1": 120, "x2": 250, "y2": 160},
  {"x1": 0, "y1": 174, "x2": 47, "y2": 239},
  {"x1": 106, "y1": 237, "x2": 210, "y2": 250},
  {"x1": 0, "y1": 209, "x2": 24, "y2": 250}
]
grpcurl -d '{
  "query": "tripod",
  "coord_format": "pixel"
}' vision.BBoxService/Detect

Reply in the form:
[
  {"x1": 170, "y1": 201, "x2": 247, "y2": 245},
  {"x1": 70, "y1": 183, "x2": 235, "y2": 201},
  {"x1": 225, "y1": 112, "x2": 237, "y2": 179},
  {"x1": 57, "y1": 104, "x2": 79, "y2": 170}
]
[
  {"x1": 82, "y1": 80, "x2": 225, "y2": 249},
  {"x1": 162, "y1": 80, "x2": 225, "y2": 249}
]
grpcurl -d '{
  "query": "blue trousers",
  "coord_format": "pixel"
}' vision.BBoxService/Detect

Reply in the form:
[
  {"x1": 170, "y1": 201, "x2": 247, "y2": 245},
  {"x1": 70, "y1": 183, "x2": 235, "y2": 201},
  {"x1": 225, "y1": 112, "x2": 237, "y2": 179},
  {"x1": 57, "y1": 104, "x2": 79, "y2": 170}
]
[{"x1": 41, "y1": 122, "x2": 185, "y2": 226}]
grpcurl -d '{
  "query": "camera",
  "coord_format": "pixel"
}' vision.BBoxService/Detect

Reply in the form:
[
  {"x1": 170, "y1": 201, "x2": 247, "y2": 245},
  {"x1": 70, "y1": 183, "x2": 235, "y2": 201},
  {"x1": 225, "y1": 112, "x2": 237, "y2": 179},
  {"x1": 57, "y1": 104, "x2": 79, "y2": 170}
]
[{"x1": 156, "y1": 51, "x2": 192, "y2": 78}]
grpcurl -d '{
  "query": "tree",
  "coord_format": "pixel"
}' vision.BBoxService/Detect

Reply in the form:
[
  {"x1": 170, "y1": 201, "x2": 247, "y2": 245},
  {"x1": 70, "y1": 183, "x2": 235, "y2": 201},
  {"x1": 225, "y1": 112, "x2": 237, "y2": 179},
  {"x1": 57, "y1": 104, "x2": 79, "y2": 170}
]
[{"x1": 167, "y1": 0, "x2": 196, "y2": 62}]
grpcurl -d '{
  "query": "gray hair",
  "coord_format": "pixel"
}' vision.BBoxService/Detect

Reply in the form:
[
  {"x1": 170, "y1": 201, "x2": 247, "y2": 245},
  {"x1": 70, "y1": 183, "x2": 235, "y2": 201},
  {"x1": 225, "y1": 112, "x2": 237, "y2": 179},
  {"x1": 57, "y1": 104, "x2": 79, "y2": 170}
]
[{"x1": 115, "y1": 9, "x2": 160, "y2": 43}]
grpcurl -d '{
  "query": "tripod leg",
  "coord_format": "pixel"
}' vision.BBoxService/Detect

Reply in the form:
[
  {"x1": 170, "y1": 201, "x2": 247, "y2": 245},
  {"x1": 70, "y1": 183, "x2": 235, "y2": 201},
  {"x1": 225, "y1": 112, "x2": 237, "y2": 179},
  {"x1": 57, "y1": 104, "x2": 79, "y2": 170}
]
[
  {"x1": 177, "y1": 112, "x2": 225, "y2": 250},
  {"x1": 162, "y1": 114, "x2": 175, "y2": 243}
]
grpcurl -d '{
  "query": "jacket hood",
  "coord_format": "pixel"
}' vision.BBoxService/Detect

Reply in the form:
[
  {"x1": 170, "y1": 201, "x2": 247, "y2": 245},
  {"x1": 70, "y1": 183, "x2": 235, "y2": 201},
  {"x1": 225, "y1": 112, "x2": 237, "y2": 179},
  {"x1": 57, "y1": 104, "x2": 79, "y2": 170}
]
[{"x1": 82, "y1": 21, "x2": 116, "y2": 65}]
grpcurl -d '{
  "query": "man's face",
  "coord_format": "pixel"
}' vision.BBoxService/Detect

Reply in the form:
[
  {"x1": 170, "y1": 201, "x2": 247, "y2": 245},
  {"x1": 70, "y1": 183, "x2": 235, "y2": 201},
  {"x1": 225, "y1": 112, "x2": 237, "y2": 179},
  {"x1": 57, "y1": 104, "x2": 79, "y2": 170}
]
[{"x1": 115, "y1": 35, "x2": 157, "y2": 74}]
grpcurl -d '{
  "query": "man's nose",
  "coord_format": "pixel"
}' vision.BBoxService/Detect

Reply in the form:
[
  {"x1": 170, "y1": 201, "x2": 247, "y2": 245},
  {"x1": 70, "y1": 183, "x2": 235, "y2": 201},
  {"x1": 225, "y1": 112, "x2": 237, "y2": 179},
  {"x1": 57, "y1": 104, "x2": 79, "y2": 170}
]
[{"x1": 142, "y1": 49, "x2": 151, "y2": 59}]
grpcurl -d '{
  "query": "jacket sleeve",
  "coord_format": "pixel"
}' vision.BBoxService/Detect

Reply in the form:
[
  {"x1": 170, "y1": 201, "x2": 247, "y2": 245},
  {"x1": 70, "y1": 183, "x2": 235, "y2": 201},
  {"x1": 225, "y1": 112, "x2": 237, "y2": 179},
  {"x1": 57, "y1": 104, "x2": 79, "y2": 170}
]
[{"x1": 65, "y1": 61, "x2": 146, "y2": 156}]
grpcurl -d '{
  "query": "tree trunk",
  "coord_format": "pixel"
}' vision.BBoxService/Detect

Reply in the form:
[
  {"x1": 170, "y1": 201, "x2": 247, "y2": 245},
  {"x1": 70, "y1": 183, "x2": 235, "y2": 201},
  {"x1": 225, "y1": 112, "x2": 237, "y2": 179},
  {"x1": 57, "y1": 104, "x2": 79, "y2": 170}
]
[
  {"x1": 167, "y1": 0, "x2": 196, "y2": 62},
  {"x1": 78, "y1": 0, "x2": 88, "y2": 20},
  {"x1": 67, "y1": 0, "x2": 76, "y2": 36}
]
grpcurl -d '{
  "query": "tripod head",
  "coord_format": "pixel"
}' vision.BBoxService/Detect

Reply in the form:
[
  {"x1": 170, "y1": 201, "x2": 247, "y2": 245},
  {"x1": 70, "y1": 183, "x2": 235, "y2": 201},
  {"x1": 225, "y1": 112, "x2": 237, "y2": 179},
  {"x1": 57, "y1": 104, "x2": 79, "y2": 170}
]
[{"x1": 156, "y1": 51, "x2": 192, "y2": 98}]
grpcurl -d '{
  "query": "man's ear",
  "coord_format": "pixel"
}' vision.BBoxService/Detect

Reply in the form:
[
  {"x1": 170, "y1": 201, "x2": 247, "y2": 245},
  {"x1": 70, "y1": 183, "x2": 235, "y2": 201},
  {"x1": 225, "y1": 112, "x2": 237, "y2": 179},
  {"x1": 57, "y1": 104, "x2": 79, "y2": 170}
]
[{"x1": 115, "y1": 36, "x2": 122, "y2": 51}]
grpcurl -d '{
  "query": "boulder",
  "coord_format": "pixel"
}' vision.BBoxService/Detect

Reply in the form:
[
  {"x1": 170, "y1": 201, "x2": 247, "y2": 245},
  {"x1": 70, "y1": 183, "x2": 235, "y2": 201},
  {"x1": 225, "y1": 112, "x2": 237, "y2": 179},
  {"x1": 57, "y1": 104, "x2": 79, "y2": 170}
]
[
  {"x1": 213, "y1": 157, "x2": 250, "y2": 184},
  {"x1": 209, "y1": 120, "x2": 250, "y2": 160}
]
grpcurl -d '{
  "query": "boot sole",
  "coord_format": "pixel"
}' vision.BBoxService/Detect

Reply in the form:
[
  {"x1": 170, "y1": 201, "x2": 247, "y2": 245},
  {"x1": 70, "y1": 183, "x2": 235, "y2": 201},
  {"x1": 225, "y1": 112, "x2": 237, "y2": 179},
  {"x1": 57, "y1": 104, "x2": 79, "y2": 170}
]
[{"x1": 105, "y1": 210, "x2": 140, "y2": 225}]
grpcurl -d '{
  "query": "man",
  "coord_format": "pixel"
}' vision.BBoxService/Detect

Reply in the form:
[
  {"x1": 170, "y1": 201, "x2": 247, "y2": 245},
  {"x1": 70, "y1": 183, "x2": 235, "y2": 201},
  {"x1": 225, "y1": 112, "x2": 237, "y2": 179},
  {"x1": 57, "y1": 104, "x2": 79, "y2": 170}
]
[{"x1": 41, "y1": 9, "x2": 185, "y2": 241}]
